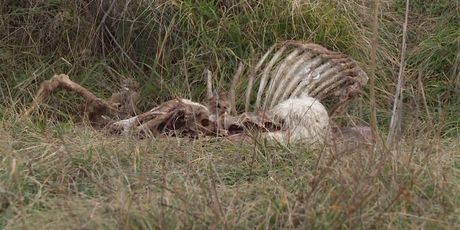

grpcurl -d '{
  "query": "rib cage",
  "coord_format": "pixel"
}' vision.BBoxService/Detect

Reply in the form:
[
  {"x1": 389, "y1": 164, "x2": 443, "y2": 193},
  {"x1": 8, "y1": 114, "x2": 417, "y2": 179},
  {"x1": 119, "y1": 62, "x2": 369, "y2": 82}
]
[{"x1": 243, "y1": 41, "x2": 368, "y2": 117}]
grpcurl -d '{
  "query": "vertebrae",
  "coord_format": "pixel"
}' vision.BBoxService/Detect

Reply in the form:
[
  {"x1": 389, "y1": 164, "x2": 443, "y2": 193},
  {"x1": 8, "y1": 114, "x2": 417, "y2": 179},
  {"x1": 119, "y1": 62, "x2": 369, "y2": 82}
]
[
  {"x1": 26, "y1": 41, "x2": 369, "y2": 145},
  {"x1": 243, "y1": 40, "x2": 368, "y2": 118}
]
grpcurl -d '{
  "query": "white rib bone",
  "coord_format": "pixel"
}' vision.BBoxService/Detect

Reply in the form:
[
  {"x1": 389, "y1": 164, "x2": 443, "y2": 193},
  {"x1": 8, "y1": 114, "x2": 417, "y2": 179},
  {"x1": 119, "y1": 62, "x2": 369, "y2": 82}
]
[
  {"x1": 255, "y1": 45, "x2": 287, "y2": 109},
  {"x1": 268, "y1": 52, "x2": 314, "y2": 108},
  {"x1": 245, "y1": 44, "x2": 277, "y2": 112},
  {"x1": 262, "y1": 49, "x2": 301, "y2": 110}
]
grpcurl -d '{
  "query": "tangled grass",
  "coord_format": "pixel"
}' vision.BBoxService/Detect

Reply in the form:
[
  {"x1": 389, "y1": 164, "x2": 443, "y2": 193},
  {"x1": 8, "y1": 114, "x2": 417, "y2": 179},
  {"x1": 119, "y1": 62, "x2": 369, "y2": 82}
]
[
  {"x1": 1, "y1": 112, "x2": 459, "y2": 228},
  {"x1": 1, "y1": 0, "x2": 459, "y2": 228}
]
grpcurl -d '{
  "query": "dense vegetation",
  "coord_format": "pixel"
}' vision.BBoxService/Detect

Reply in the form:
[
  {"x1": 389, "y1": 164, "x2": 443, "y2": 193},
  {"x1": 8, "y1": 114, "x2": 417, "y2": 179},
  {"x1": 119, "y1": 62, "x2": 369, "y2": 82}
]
[{"x1": 1, "y1": 0, "x2": 459, "y2": 228}]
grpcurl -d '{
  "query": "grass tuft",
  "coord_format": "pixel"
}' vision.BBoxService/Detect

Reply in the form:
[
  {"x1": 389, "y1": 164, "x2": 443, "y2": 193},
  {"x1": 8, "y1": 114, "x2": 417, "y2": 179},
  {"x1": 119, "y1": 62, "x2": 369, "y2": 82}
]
[{"x1": 1, "y1": 0, "x2": 459, "y2": 228}]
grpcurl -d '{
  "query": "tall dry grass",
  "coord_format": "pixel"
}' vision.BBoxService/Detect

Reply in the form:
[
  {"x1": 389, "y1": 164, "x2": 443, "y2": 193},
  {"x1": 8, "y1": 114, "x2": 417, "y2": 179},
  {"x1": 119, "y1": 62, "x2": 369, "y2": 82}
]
[
  {"x1": 1, "y1": 0, "x2": 459, "y2": 228},
  {"x1": 1, "y1": 111, "x2": 459, "y2": 228}
]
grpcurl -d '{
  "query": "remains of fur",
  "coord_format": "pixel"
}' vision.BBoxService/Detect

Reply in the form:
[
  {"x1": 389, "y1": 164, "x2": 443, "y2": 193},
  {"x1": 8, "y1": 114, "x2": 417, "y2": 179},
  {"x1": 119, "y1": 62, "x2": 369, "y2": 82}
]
[
  {"x1": 25, "y1": 74, "x2": 124, "y2": 127},
  {"x1": 264, "y1": 94, "x2": 330, "y2": 145},
  {"x1": 107, "y1": 78, "x2": 140, "y2": 118},
  {"x1": 222, "y1": 111, "x2": 282, "y2": 135},
  {"x1": 107, "y1": 98, "x2": 212, "y2": 138}
]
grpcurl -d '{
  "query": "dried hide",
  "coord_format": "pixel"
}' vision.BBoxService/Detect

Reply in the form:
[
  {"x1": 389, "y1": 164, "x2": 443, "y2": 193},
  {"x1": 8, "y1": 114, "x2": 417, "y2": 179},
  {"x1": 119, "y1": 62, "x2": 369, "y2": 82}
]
[
  {"x1": 223, "y1": 111, "x2": 283, "y2": 135},
  {"x1": 26, "y1": 41, "x2": 369, "y2": 146},
  {"x1": 108, "y1": 98, "x2": 212, "y2": 138},
  {"x1": 24, "y1": 74, "x2": 278, "y2": 140},
  {"x1": 206, "y1": 92, "x2": 230, "y2": 117},
  {"x1": 107, "y1": 98, "x2": 283, "y2": 139},
  {"x1": 25, "y1": 74, "x2": 131, "y2": 127},
  {"x1": 219, "y1": 41, "x2": 370, "y2": 145},
  {"x1": 107, "y1": 78, "x2": 140, "y2": 117}
]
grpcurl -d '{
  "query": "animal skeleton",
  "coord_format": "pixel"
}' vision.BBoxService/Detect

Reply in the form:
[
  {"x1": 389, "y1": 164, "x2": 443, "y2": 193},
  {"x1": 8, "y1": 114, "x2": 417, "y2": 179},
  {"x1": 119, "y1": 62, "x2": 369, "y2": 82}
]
[
  {"x1": 108, "y1": 98, "x2": 212, "y2": 138},
  {"x1": 25, "y1": 41, "x2": 369, "y2": 145},
  {"x1": 223, "y1": 41, "x2": 369, "y2": 144},
  {"x1": 25, "y1": 74, "x2": 125, "y2": 127},
  {"x1": 241, "y1": 41, "x2": 368, "y2": 117}
]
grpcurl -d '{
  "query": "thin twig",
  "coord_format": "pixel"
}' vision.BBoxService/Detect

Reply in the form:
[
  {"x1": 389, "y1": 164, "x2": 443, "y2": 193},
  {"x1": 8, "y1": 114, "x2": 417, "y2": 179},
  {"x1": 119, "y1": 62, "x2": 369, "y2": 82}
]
[
  {"x1": 453, "y1": 39, "x2": 460, "y2": 92},
  {"x1": 387, "y1": 0, "x2": 410, "y2": 147},
  {"x1": 369, "y1": 0, "x2": 380, "y2": 145}
]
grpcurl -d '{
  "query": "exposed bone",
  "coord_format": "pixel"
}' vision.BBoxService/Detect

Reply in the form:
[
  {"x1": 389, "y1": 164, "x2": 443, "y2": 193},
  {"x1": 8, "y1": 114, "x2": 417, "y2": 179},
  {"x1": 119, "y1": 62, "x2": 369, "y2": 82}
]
[
  {"x1": 229, "y1": 62, "x2": 245, "y2": 115},
  {"x1": 206, "y1": 69, "x2": 214, "y2": 100},
  {"x1": 255, "y1": 45, "x2": 287, "y2": 108},
  {"x1": 107, "y1": 78, "x2": 140, "y2": 117},
  {"x1": 108, "y1": 98, "x2": 213, "y2": 138},
  {"x1": 269, "y1": 53, "x2": 313, "y2": 108},
  {"x1": 206, "y1": 91, "x2": 230, "y2": 117},
  {"x1": 264, "y1": 94, "x2": 330, "y2": 145},
  {"x1": 245, "y1": 44, "x2": 277, "y2": 112},
  {"x1": 293, "y1": 65, "x2": 341, "y2": 96},
  {"x1": 239, "y1": 40, "x2": 368, "y2": 118},
  {"x1": 278, "y1": 55, "x2": 323, "y2": 103},
  {"x1": 25, "y1": 74, "x2": 121, "y2": 127},
  {"x1": 223, "y1": 111, "x2": 282, "y2": 134},
  {"x1": 204, "y1": 88, "x2": 231, "y2": 137},
  {"x1": 26, "y1": 41, "x2": 369, "y2": 146},
  {"x1": 263, "y1": 49, "x2": 301, "y2": 110}
]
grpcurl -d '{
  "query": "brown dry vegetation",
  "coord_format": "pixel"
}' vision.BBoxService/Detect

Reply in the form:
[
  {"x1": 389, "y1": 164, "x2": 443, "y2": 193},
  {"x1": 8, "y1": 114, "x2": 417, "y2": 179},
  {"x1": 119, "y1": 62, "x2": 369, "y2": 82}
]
[
  {"x1": 1, "y1": 0, "x2": 459, "y2": 229},
  {"x1": 1, "y1": 116, "x2": 459, "y2": 228}
]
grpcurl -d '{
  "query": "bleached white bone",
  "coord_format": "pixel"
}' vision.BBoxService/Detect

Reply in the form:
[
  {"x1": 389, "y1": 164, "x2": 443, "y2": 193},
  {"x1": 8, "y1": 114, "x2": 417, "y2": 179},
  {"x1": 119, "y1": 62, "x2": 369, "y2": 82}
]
[{"x1": 265, "y1": 94, "x2": 330, "y2": 145}]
